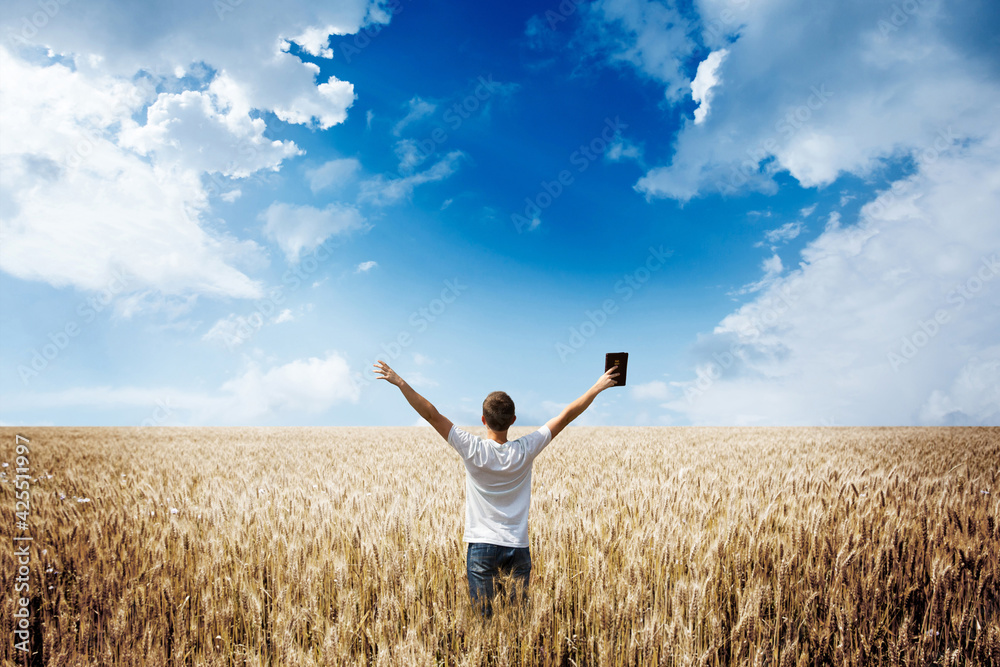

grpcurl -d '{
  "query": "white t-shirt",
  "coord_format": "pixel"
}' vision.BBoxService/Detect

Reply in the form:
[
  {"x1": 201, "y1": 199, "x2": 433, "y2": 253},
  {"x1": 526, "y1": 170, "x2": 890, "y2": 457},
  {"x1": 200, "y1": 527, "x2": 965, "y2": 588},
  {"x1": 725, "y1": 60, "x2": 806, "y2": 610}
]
[{"x1": 447, "y1": 424, "x2": 553, "y2": 548}]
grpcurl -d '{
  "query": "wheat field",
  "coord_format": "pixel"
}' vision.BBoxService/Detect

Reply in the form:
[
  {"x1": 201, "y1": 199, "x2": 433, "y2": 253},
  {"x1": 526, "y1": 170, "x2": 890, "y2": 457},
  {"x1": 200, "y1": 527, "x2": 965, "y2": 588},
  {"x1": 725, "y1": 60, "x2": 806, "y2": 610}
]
[{"x1": 0, "y1": 426, "x2": 997, "y2": 666}]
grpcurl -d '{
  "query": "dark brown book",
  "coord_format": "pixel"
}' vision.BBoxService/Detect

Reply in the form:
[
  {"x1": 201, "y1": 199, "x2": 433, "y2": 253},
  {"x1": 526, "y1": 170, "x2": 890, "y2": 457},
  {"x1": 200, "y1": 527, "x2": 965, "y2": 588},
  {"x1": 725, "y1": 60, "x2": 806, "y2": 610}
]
[{"x1": 605, "y1": 352, "x2": 628, "y2": 386}]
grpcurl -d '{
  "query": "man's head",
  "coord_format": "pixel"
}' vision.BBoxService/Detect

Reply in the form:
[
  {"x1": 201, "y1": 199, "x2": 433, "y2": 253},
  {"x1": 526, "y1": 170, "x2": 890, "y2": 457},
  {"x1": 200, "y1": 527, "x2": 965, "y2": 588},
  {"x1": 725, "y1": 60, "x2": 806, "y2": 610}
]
[{"x1": 482, "y1": 391, "x2": 516, "y2": 432}]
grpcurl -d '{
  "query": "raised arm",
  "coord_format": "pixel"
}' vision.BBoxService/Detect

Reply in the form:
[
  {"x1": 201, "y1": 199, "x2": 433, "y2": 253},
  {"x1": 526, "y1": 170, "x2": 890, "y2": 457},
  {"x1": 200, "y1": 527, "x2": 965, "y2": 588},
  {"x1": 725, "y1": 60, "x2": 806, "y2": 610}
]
[
  {"x1": 374, "y1": 360, "x2": 453, "y2": 441},
  {"x1": 544, "y1": 365, "x2": 620, "y2": 440}
]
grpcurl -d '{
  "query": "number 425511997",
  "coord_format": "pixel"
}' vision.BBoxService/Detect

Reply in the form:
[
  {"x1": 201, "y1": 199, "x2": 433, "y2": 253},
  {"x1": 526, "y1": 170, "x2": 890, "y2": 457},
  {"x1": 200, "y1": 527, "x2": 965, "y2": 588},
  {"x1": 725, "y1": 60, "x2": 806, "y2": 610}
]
[{"x1": 14, "y1": 435, "x2": 30, "y2": 527}]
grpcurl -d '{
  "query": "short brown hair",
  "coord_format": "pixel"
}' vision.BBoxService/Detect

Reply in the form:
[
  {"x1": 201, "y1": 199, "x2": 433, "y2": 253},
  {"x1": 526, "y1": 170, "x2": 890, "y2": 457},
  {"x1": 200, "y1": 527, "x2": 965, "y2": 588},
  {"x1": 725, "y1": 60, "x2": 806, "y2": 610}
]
[{"x1": 483, "y1": 391, "x2": 515, "y2": 431}]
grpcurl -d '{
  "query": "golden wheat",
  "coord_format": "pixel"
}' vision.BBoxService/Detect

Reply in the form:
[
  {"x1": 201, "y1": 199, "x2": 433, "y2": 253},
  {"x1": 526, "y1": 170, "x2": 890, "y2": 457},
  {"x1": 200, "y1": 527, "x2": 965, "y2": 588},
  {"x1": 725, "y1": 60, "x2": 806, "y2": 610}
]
[{"x1": 0, "y1": 426, "x2": 997, "y2": 666}]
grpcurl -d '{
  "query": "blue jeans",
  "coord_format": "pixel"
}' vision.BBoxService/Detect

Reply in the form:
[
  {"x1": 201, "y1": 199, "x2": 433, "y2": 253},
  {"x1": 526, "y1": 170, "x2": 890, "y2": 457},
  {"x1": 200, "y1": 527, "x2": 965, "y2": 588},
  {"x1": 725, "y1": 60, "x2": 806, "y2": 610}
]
[{"x1": 466, "y1": 542, "x2": 531, "y2": 618}]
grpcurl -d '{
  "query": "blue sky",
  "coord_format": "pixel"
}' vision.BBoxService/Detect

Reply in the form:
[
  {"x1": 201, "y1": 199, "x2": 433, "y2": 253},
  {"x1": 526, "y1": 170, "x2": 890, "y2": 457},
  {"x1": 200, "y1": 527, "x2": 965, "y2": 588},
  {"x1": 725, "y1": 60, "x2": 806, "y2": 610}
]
[{"x1": 1, "y1": 0, "x2": 998, "y2": 426}]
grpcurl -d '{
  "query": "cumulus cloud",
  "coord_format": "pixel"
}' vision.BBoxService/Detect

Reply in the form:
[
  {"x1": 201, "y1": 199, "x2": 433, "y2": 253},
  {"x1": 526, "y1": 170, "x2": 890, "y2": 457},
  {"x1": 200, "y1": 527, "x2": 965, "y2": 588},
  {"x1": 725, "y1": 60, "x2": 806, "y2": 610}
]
[
  {"x1": 0, "y1": 48, "x2": 264, "y2": 299},
  {"x1": 630, "y1": 0, "x2": 997, "y2": 201},
  {"x1": 260, "y1": 202, "x2": 369, "y2": 264},
  {"x1": 0, "y1": 0, "x2": 377, "y2": 129},
  {"x1": 355, "y1": 260, "x2": 378, "y2": 273},
  {"x1": 579, "y1": 0, "x2": 1000, "y2": 425},
  {"x1": 119, "y1": 81, "x2": 303, "y2": 177},
  {"x1": 691, "y1": 49, "x2": 728, "y2": 124},
  {"x1": 0, "y1": 0, "x2": 386, "y2": 307},
  {"x1": 667, "y1": 133, "x2": 1000, "y2": 425},
  {"x1": 583, "y1": 0, "x2": 698, "y2": 103},
  {"x1": 218, "y1": 353, "x2": 360, "y2": 420}
]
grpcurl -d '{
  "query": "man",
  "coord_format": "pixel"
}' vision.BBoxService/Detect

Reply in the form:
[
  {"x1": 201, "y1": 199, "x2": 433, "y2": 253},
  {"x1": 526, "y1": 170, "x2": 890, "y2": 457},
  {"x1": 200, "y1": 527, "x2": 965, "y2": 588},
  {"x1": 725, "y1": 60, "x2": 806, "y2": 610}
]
[{"x1": 373, "y1": 359, "x2": 619, "y2": 618}]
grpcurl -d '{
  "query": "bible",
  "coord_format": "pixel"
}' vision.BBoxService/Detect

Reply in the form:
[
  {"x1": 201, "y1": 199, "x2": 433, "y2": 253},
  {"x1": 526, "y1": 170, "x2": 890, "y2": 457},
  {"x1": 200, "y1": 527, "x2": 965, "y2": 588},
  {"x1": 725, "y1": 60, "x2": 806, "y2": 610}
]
[{"x1": 605, "y1": 352, "x2": 628, "y2": 387}]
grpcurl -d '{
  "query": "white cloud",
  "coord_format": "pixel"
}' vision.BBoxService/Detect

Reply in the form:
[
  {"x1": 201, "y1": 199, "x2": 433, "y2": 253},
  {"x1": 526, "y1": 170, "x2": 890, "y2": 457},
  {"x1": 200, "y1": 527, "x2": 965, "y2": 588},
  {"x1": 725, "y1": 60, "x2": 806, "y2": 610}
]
[
  {"x1": 577, "y1": 0, "x2": 1000, "y2": 425},
  {"x1": 0, "y1": 1, "x2": 387, "y2": 308},
  {"x1": 605, "y1": 135, "x2": 644, "y2": 163},
  {"x1": 393, "y1": 96, "x2": 437, "y2": 136},
  {"x1": 631, "y1": 380, "x2": 670, "y2": 401},
  {"x1": 359, "y1": 151, "x2": 465, "y2": 206},
  {"x1": 0, "y1": 0, "x2": 378, "y2": 129},
  {"x1": 918, "y1": 352, "x2": 1000, "y2": 425},
  {"x1": 355, "y1": 260, "x2": 378, "y2": 273},
  {"x1": 292, "y1": 25, "x2": 338, "y2": 59},
  {"x1": 627, "y1": 0, "x2": 999, "y2": 201},
  {"x1": 730, "y1": 253, "x2": 783, "y2": 296},
  {"x1": 1, "y1": 352, "x2": 361, "y2": 424},
  {"x1": 218, "y1": 352, "x2": 360, "y2": 419},
  {"x1": 405, "y1": 372, "x2": 439, "y2": 389},
  {"x1": 274, "y1": 309, "x2": 294, "y2": 324},
  {"x1": 413, "y1": 353, "x2": 432, "y2": 365},
  {"x1": 584, "y1": 0, "x2": 698, "y2": 103},
  {"x1": 119, "y1": 82, "x2": 302, "y2": 177},
  {"x1": 667, "y1": 132, "x2": 1000, "y2": 425},
  {"x1": 114, "y1": 292, "x2": 200, "y2": 321},
  {"x1": 260, "y1": 202, "x2": 368, "y2": 264},
  {"x1": 757, "y1": 221, "x2": 804, "y2": 247},
  {"x1": 540, "y1": 400, "x2": 565, "y2": 417},
  {"x1": 202, "y1": 313, "x2": 258, "y2": 348},
  {"x1": 691, "y1": 49, "x2": 728, "y2": 124},
  {"x1": 394, "y1": 138, "x2": 429, "y2": 173},
  {"x1": 799, "y1": 204, "x2": 817, "y2": 218},
  {"x1": 0, "y1": 48, "x2": 264, "y2": 300},
  {"x1": 306, "y1": 157, "x2": 361, "y2": 193}
]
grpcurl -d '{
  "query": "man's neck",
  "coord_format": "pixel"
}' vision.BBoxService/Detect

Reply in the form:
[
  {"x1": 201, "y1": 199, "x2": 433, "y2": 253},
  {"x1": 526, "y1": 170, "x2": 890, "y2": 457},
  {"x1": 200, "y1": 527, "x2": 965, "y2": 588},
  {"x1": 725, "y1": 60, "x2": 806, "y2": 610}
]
[{"x1": 485, "y1": 430, "x2": 508, "y2": 445}]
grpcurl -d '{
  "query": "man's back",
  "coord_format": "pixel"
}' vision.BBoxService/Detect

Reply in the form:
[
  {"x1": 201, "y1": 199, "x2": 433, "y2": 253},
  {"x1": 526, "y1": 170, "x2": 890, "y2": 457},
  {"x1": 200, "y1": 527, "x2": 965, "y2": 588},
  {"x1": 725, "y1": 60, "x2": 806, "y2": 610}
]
[{"x1": 447, "y1": 424, "x2": 552, "y2": 548}]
